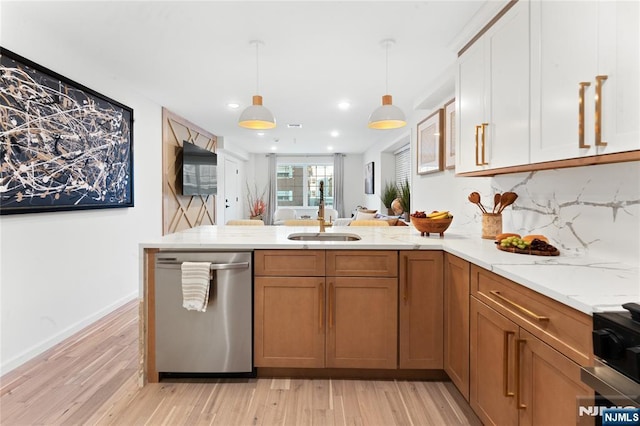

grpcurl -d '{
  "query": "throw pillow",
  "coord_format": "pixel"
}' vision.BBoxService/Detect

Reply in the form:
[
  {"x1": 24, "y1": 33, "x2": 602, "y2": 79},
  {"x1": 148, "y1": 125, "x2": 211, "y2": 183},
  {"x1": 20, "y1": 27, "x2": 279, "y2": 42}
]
[{"x1": 354, "y1": 211, "x2": 377, "y2": 221}]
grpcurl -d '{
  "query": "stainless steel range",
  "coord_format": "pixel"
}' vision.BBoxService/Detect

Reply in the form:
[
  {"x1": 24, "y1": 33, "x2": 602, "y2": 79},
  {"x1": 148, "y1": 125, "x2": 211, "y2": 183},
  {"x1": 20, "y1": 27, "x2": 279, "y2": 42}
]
[{"x1": 581, "y1": 303, "x2": 640, "y2": 424}]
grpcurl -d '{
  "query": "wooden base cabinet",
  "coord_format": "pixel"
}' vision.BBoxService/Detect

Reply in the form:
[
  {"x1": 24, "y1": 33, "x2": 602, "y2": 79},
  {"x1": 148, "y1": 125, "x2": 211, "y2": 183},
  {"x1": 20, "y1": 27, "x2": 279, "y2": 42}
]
[
  {"x1": 444, "y1": 254, "x2": 470, "y2": 400},
  {"x1": 254, "y1": 250, "x2": 326, "y2": 368},
  {"x1": 470, "y1": 297, "x2": 519, "y2": 425},
  {"x1": 327, "y1": 251, "x2": 398, "y2": 369},
  {"x1": 255, "y1": 250, "x2": 398, "y2": 370},
  {"x1": 399, "y1": 251, "x2": 444, "y2": 369},
  {"x1": 470, "y1": 298, "x2": 593, "y2": 426},
  {"x1": 519, "y1": 329, "x2": 593, "y2": 426},
  {"x1": 254, "y1": 277, "x2": 325, "y2": 368},
  {"x1": 327, "y1": 277, "x2": 397, "y2": 369}
]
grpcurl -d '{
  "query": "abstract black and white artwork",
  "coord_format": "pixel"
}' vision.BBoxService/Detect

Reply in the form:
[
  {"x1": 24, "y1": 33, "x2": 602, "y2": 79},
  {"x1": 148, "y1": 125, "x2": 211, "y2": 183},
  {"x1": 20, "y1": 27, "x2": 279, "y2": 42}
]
[{"x1": 0, "y1": 48, "x2": 134, "y2": 215}]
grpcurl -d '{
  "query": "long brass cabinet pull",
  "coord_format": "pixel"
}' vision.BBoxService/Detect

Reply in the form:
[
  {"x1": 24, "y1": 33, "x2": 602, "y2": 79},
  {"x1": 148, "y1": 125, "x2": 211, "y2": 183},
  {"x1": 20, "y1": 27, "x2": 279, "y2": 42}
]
[
  {"x1": 403, "y1": 256, "x2": 409, "y2": 303},
  {"x1": 480, "y1": 123, "x2": 489, "y2": 165},
  {"x1": 578, "y1": 82, "x2": 591, "y2": 148},
  {"x1": 516, "y1": 339, "x2": 527, "y2": 409},
  {"x1": 475, "y1": 125, "x2": 482, "y2": 166},
  {"x1": 490, "y1": 291, "x2": 550, "y2": 322},
  {"x1": 503, "y1": 331, "x2": 515, "y2": 397},
  {"x1": 319, "y1": 282, "x2": 324, "y2": 329},
  {"x1": 328, "y1": 282, "x2": 334, "y2": 329},
  {"x1": 595, "y1": 75, "x2": 608, "y2": 147}
]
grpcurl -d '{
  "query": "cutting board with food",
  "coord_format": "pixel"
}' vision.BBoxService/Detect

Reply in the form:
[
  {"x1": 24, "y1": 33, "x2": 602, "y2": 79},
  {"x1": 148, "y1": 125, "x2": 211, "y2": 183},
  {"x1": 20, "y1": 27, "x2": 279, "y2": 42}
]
[{"x1": 495, "y1": 233, "x2": 560, "y2": 256}]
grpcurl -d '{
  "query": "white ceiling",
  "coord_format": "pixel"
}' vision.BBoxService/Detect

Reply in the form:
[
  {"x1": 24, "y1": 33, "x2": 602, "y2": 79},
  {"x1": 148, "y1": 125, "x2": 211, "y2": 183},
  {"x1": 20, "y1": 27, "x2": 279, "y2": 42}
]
[{"x1": 2, "y1": 1, "x2": 503, "y2": 154}]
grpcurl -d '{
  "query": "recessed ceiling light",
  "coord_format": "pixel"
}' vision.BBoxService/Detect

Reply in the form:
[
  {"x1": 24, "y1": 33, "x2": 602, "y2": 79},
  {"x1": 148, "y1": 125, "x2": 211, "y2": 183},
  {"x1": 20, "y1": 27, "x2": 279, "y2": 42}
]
[
  {"x1": 338, "y1": 101, "x2": 351, "y2": 110},
  {"x1": 330, "y1": 130, "x2": 340, "y2": 138},
  {"x1": 256, "y1": 132, "x2": 265, "y2": 136},
  {"x1": 287, "y1": 123, "x2": 302, "y2": 128},
  {"x1": 227, "y1": 102, "x2": 240, "y2": 109},
  {"x1": 327, "y1": 146, "x2": 334, "y2": 151},
  {"x1": 270, "y1": 146, "x2": 277, "y2": 151}
]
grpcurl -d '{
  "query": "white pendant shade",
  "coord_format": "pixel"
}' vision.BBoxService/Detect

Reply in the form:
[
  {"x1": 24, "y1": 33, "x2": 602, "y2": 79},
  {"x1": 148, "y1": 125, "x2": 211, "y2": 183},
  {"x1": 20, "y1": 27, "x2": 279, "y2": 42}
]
[
  {"x1": 368, "y1": 94, "x2": 407, "y2": 129},
  {"x1": 239, "y1": 40, "x2": 276, "y2": 130},
  {"x1": 369, "y1": 39, "x2": 406, "y2": 130},
  {"x1": 238, "y1": 95, "x2": 276, "y2": 129}
]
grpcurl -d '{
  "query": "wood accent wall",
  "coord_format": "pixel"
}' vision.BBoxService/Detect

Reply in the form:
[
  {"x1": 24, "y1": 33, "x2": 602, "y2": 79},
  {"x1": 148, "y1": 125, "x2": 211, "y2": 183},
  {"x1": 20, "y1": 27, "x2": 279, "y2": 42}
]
[{"x1": 162, "y1": 108, "x2": 217, "y2": 235}]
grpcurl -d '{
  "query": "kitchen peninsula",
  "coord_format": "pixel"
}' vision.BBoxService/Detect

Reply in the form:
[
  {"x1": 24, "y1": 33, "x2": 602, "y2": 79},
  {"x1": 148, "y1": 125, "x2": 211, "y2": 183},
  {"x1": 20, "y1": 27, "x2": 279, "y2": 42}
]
[
  {"x1": 141, "y1": 225, "x2": 638, "y2": 315},
  {"x1": 139, "y1": 225, "x2": 638, "y2": 423}
]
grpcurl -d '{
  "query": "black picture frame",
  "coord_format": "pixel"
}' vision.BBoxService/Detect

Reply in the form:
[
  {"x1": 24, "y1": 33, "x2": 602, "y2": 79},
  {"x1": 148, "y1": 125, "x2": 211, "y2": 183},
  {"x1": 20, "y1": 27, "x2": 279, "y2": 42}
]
[
  {"x1": 0, "y1": 47, "x2": 134, "y2": 215},
  {"x1": 364, "y1": 161, "x2": 374, "y2": 194}
]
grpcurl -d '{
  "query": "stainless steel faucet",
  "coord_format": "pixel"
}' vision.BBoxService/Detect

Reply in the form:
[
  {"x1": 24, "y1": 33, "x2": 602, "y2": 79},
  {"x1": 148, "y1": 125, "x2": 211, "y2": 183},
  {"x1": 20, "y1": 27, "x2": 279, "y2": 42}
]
[{"x1": 318, "y1": 181, "x2": 325, "y2": 232}]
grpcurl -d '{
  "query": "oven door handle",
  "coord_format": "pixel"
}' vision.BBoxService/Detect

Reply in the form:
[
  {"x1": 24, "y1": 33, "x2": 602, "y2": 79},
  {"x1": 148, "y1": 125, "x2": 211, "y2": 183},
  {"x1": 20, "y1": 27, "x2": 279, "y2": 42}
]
[
  {"x1": 580, "y1": 364, "x2": 640, "y2": 408},
  {"x1": 156, "y1": 260, "x2": 249, "y2": 270}
]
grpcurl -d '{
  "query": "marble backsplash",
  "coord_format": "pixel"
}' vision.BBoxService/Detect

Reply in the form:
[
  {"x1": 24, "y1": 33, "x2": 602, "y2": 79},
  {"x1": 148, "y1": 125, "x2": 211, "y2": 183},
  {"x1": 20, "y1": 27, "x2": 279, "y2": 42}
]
[{"x1": 414, "y1": 161, "x2": 639, "y2": 265}]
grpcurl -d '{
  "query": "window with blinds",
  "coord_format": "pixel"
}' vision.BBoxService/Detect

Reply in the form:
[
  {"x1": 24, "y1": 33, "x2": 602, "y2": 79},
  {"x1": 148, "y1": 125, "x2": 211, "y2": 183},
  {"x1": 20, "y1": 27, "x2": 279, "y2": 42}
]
[{"x1": 395, "y1": 145, "x2": 410, "y2": 186}]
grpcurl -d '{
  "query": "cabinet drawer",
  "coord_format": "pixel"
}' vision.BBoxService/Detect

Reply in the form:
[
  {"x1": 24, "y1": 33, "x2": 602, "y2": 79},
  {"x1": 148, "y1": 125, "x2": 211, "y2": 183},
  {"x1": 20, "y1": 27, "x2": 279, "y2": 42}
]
[
  {"x1": 326, "y1": 250, "x2": 397, "y2": 277},
  {"x1": 255, "y1": 250, "x2": 325, "y2": 276},
  {"x1": 471, "y1": 265, "x2": 592, "y2": 366}
]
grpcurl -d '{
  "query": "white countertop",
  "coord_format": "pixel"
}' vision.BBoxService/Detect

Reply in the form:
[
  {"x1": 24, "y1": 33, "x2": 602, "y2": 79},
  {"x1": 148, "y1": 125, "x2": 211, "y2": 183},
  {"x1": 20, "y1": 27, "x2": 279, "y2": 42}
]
[{"x1": 141, "y1": 225, "x2": 639, "y2": 315}]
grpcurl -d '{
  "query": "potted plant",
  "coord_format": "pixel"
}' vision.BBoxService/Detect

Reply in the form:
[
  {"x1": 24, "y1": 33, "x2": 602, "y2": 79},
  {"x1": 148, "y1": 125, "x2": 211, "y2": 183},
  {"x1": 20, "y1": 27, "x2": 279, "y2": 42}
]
[
  {"x1": 398, "y1": 178, "x2": 410, "y2": 221},
  {"x1": 380, "y1": 181, "x2": 398, "y2": 215},
  {"x1": 246, "y1": 182, "x2": 267, "y2": 220}
]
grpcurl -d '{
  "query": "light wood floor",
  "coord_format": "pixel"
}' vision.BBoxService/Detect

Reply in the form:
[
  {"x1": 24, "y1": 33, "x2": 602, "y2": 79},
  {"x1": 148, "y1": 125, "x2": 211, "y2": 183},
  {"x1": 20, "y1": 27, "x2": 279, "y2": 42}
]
[{"x1": 1, "y1": 300, "x2": 480, "y2": 426}]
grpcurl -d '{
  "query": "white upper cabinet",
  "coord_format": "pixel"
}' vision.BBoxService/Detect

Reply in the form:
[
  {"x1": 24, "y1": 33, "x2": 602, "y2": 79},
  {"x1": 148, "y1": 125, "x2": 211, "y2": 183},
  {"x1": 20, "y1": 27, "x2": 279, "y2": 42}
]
[
  {"x1": 456, "y1": 1, "x2": 530, "y2": 173},
  {"x1": 530, "y1": 0, "x2": 640, "y2": 163},
  {"x1": 598, "y1": 1, "x2": 640, "y2": 155},
  {"x1": 457, "y1": 40, "x2": 486, "y2": 173}
]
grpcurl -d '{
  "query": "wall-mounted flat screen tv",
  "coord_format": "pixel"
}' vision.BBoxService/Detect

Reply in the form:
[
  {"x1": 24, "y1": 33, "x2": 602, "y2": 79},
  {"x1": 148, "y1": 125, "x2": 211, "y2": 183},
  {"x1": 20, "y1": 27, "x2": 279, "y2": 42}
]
[{"x1": 181, "y1": 141, "x2": 217, "y2": 196}]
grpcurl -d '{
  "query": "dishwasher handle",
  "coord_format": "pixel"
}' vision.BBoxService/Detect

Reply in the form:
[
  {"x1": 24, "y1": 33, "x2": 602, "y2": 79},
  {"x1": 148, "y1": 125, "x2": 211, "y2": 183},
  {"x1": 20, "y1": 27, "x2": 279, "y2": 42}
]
[{"x1": 155, "y1": 260, "x2": 250, "y2": 271}]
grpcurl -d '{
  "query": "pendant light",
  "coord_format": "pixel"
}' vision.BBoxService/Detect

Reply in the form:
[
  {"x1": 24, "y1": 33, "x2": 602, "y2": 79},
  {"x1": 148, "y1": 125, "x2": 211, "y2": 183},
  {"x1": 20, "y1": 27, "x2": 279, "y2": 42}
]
[
  {"x1": 368, "y1": 39, "x2": 406, "y2": 130},
  {"x1": 239, "y1": 40, "x2": 276, "y2": 130}
]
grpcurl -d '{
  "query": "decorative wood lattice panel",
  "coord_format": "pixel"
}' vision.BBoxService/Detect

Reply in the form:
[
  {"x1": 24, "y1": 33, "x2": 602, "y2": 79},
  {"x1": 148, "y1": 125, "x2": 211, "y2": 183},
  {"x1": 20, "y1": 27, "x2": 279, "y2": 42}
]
[{"x1": 162, "y1": 108, "x2": 217, "y2": 235}]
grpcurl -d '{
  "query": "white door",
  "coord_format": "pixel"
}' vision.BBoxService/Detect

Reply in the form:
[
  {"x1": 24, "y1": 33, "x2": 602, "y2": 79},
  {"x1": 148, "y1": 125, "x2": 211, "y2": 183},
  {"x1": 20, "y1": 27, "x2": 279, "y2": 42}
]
[{"x1": 224, "y1": 158, "x2": 239, "y2": 222}]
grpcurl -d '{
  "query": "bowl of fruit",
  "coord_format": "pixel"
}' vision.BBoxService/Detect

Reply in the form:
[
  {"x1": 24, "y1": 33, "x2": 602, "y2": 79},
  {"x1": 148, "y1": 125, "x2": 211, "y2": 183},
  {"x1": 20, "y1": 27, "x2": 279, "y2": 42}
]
[{"x1": 410, "y1": 210, "x2": 453, "y2": 237}]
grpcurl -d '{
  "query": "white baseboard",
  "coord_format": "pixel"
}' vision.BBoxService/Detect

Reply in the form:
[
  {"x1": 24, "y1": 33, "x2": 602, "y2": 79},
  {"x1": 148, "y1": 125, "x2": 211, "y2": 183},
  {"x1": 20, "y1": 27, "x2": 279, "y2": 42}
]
[{"x1": 0, "y1": 292, "x2": 138, "y2": 376}]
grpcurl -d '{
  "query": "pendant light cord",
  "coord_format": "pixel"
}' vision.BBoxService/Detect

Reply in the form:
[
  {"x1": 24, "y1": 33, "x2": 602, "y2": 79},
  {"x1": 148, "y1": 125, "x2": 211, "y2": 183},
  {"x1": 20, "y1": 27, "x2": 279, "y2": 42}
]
[
  {"x1": 385, "y1": 41, "x2": 389, "y2": 95},
  {"x1": 255, "y1": 41, "x2": 260, "y2": 95}
]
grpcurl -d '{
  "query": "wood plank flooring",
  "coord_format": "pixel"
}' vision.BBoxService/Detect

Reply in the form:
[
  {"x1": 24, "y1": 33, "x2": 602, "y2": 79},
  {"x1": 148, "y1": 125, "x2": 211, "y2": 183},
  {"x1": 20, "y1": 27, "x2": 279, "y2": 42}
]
[{"x1": 0, "y1": 300, "x2": 480, "y2": 426}]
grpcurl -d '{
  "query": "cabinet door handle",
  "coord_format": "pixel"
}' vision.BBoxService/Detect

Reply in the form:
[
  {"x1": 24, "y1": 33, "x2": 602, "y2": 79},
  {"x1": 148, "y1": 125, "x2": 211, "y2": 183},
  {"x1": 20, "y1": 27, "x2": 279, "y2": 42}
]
[
  {"x1": 328, "y1": 282, "x2": 334, "y2": 329},
  {"x1": 475, "y1": 125, "x2": 482, "y2": 166},
  {"x1": 480, "y1": 123, "x2": 489, "y2": 165},
  {"x1": 595, "y1": 75, "x2": 608, "y2": 147},
  {"x1": 490, "y1": 291, "x2": 550, "y2": 322},
  {"x1": 503, "y1": 330, "x2": 515, "y2": 398},
  {"x1": 319, "y1": 282, "x2": 324, "y2": 330},
  {"x1": 516, "y1": 338, "x2": 527, "y2": 410},
  {"x1": 578, "y1": 82, "x2": 591, "y2": 148},
  {"x1": 403, "y1": 256, "x2": 409, "y2": 303}
]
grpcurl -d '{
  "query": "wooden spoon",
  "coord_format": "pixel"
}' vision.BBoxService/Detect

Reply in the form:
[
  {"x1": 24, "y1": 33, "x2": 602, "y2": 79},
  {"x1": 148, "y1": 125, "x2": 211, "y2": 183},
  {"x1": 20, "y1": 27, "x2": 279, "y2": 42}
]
[
  {"x1": 493, "y1": 193, "x2": 501, "y2": 213},
  {"x1": 468, "y1": 192, "x2": 487, "y2": 213},
  {"x1": 497, "y1": 192, "x2": 518, "y2": 213}
]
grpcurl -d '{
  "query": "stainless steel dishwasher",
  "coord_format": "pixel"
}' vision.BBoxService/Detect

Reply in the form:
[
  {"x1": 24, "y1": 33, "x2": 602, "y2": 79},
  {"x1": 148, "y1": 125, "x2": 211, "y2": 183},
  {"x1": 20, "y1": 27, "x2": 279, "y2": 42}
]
[{"x1": 154, "y1": 251, "x2": 253, "y2": 377}]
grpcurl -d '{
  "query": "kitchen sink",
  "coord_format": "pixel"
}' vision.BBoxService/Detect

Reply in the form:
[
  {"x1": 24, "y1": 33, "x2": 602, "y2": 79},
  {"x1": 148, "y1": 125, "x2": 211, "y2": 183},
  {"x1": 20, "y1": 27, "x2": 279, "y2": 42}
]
[{"x1": 287, "y1": 233, "x2": 361, "y2": 241}]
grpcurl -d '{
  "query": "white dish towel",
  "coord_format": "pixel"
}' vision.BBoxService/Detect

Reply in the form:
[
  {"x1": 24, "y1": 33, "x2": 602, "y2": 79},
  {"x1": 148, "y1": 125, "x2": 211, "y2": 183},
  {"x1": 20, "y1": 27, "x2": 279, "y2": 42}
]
[{"x1": 181, "y1": 262, "x2": 211, "y2": 312}]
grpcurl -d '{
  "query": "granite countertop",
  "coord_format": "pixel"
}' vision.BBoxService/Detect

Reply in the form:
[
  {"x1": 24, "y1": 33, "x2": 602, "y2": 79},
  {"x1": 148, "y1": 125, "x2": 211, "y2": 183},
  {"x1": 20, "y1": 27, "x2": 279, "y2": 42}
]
[{"x1": 140, "y1": 225, "x2": 639, "y2": 315}]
